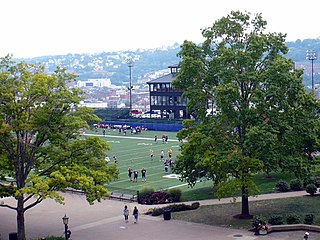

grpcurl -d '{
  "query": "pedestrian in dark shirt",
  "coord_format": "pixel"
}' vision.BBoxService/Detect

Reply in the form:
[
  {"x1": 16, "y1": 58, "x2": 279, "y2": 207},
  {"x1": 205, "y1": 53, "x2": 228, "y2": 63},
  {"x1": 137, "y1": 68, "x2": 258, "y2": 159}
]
[
  {"x1": 141, "y1": 168, "x2": 146, "y2": 181},
  {"x1": 128, "y1": 168, "x2": 133, "y2": 181},
  {"x1": 133, "y1": 170, "x2": 138, "y2": 182},
  {"x1": 133, "y1": 206, "x2": 139, "y2": 223}
]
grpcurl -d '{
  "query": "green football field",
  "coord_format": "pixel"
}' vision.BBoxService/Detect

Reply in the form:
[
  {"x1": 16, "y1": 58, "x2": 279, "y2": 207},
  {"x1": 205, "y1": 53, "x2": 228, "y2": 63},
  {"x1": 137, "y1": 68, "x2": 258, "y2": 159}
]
[{"x1": 84, "y1": 128, "x2": 212, "y2": 195}]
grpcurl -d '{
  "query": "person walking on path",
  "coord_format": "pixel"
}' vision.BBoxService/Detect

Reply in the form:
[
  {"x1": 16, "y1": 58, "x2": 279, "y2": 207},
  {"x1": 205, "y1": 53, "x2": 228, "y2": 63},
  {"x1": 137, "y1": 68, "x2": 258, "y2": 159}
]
[
  {"x1": 123, "y1": 205, "x2": 129, "y2": 223},
  {"x1": 133, "y1": 206, "x2": 139, "y2": 223}
]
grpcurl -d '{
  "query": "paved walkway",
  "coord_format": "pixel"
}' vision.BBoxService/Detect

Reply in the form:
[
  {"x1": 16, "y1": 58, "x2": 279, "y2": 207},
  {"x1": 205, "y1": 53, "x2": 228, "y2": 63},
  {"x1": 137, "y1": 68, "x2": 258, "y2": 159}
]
[{"x1": 0, "y1": 191, "x2": 320, "y2": 240}]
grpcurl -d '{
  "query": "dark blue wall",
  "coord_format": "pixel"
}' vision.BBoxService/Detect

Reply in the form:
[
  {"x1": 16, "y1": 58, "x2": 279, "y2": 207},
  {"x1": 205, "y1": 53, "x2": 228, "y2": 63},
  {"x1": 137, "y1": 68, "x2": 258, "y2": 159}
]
[{"x1": 101, "y1": 121, "x2": 183, "y2": 132}]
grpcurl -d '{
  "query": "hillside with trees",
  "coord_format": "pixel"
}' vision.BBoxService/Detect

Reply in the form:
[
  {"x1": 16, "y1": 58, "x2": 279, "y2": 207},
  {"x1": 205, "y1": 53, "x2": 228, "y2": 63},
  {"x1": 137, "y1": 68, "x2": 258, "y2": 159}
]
[{"x1": 12, "y1": 39, "x2": 320, "y2": 88}]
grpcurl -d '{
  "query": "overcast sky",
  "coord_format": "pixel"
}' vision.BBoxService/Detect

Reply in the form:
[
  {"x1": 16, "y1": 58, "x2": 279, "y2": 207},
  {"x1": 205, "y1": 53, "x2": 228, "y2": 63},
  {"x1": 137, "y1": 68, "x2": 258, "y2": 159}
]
[{"x1": 1, "y1": 0, "x2": 319, "y2": 58}]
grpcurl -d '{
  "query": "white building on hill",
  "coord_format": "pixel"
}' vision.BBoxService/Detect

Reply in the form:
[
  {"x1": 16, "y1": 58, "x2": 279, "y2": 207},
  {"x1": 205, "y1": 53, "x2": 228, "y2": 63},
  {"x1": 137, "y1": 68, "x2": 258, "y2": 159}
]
[{"x1": 77, "y1": 78, "x2": 111, "y2": 88}]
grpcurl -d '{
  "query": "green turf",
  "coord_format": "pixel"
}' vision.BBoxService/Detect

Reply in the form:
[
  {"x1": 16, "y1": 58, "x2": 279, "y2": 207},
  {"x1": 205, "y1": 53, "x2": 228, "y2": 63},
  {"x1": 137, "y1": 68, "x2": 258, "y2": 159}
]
[{"x1": 84, "y1": 128, "x2": 186, "y2": 194}]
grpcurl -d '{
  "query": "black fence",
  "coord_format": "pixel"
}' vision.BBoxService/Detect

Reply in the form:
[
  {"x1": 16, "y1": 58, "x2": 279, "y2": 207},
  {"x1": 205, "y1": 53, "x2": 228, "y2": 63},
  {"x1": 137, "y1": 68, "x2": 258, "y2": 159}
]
[
  {"x1": 94, "y1": 108, "x2": 184, "y2": 132},
  {"x1": 105, "y1": 186, "x2": 139, "y2": 202},
  {"x1": 100, "y1": 120, "x2": 183, "y2": 132},
  {"x1": 106, "y1": 186, "x2": 138, "y2": 196}
]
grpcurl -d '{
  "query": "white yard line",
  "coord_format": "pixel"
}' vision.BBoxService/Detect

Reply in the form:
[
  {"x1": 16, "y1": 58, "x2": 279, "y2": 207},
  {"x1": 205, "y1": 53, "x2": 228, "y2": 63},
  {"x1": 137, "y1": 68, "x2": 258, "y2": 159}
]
[{"x1": 84, "y1": 133, "x2": 179, "y2": 142}]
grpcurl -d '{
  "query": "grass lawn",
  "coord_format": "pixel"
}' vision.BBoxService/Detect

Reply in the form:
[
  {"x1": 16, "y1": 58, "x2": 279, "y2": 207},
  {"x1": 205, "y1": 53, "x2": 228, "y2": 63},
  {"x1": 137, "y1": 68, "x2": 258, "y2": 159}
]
[{"x1": 172, "y1": 195, "x2": 320, "y2": 229}]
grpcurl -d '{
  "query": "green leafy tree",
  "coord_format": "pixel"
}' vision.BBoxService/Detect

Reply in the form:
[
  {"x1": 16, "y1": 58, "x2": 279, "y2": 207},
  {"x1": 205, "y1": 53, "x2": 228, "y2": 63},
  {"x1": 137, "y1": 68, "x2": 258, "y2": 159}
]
[
  {"x1": 173, "y1": 11, "x2": 320, "y2": 218},
  {"x1": 0, "y1": 55, "x2": 118, "y2": 240}
]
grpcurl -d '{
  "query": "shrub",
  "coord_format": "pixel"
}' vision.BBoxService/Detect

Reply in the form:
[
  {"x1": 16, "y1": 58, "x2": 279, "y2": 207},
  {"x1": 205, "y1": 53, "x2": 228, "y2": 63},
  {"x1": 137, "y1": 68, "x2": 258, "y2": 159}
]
[
  {"x1": 314, "y1": 176, "x2": 320, "y2": 187},
  {"x1": 139, "y1": 191, "x2": 170, "y2": 205},
  {"x1": 252, "y1": 215, "x2": 267, "y2": 229},
  {"x1": 304, "y1": 214, "x2": 314, "y2": 225},
  {"x1": 151, "y1": 208, "x2": 164, "y2": 216},
  {"x1": 276, "y1": 180, "x2": 289, "y2": 192},
  {"x1": 168, "y1": 204, "x2": 191, "y2": 212},
  {"x1": 268, "y1": 215, "x2": 284, "y2": 225},
  {"x1": 305, "y1": 184, "x2": 317, "y2": 196},
  {"x1": 167, "y1": 188, "x2": 182, "y2": 202},
  {"x1": 286, "y1": 213, "x2": 301, "y2": 224},
  {"x1": 32, "y1": 237, "x2": 64, "y2": 240},
  {"x1": 148, "y1": 202, "x2": 200, "y2": 216},
  {"x1": 45, "y1": 237, "x2": 65, "y2": 240},
  {"x1": 139, "y1": 187, "x2": 155, "y2": 197},
  {"x1": 290, "y1": 179, "x2": 302, "y2": 191},
  {"x1": 191, "y1": 202, "x2": 200, "y2": 209},
  {"x1": 303, "y1": 177, "x2": 315, "y2": 188}
]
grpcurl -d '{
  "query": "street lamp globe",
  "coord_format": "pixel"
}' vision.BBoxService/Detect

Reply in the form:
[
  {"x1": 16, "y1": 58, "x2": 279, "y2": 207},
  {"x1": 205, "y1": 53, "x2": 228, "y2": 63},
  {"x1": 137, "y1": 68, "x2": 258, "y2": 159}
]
[{"x1": 62, "y1": 214, "x2": 69, "y2": 225}]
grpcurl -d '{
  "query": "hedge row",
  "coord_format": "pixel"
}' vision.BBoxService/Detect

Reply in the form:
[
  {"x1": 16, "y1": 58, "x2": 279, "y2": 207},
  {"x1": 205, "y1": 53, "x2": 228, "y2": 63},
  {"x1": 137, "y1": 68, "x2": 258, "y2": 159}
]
[{"x1": 146, "y1": 202, "x2": 200, "y2": 216}]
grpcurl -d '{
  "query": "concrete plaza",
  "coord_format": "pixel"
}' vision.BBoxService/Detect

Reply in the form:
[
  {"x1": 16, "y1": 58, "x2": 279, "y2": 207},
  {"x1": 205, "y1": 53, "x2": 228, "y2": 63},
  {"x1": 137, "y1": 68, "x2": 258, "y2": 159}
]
[{"x1": 1, "y1": 192, "x2": 320, "y2": 240}]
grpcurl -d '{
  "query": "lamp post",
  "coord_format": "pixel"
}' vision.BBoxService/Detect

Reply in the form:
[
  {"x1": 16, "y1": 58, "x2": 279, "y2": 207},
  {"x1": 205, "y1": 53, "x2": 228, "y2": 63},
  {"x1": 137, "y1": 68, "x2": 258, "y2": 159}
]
[
  {"x1": 306, "y1": 50, "x2": 317, "y2": 93},
  {"x1": 126, "y1": 58, "x2": 133, "y2": 112},
  {"x1": 62, "y1": 214, "x2": 69, "y2": 240}
]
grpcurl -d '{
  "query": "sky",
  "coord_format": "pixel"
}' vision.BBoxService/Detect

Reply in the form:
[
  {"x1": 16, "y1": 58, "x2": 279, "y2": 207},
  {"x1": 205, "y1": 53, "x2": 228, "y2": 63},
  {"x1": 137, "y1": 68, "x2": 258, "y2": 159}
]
[{"x1": 1, "y1": 0, "x2": 320, "y2": 58}]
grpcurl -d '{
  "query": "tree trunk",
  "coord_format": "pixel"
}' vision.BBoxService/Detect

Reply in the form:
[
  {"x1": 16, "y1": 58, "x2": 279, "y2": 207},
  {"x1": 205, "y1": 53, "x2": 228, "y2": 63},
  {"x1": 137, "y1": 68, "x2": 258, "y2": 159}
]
[
  {"x1": 241, "y1": 186, "x2": 251, "y2": 218},
  {"x1": 17, "y1": 196, "x2": 26, "y2": 240}
]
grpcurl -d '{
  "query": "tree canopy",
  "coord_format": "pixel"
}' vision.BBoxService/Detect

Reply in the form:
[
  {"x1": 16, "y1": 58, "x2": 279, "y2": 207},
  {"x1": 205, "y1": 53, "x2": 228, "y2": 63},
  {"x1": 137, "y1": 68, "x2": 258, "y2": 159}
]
[
  {"x1": 173, "y1": 11, "x2": 320, "y2": 218},
  {"x1": 0, "y1": 55, "x2": 118, "y2": 240}
]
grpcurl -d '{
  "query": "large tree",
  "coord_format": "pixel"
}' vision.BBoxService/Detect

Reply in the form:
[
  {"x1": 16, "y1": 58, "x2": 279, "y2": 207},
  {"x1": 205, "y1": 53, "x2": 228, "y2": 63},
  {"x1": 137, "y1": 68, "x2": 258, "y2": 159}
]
[
  {"x1": 0, "y1": 55, "x2": 118, "y2": 240},
  {"x1": 173, "y1": 11, "x2": 320, "y2": 218}
]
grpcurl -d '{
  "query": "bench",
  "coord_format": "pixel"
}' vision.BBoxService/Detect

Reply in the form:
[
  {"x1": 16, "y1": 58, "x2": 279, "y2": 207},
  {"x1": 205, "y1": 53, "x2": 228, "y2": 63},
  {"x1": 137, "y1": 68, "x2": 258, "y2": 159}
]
[
  {"x1": 267, "y1": 224, "x2": 320, "y2": 234},
  {"x1": 65, "y1": 188, "x2": 137, "y2": 202},
  {"x1": 107, "y1": 192, "x2": 137, "y2": 202}
]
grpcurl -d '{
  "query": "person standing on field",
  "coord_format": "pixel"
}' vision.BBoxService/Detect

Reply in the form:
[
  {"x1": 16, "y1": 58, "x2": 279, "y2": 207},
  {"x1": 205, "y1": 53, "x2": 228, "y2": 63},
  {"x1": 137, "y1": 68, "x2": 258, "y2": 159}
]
[
  {"x1": 113, "y1": 155, "x2": 117, "y2": 164},
  {"x1": 160, "y1": 150, "x2": 164, "y2": 161},
  {"x1": 133, "y1": 170, "x2": 138, "y2": 182},
  {"x1": 150, "y1": 149, "x2": 154, "y2": 160},
  {"x1": 141, "y1": 168, "x2": 146, "y2": 181},
  {"x1": 128, "y1": 167, "x2": 133, "y2": 181}
]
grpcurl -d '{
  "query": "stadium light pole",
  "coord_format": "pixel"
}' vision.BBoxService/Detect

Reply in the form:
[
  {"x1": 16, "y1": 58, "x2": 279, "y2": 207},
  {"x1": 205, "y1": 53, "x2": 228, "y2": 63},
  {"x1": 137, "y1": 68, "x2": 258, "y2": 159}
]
[
  {"x1": 126, "y1": 58, "x2": 133, "y2": 112},
  {"x1": 306, "y1": 50, "x2": 317, "y2": 93}
]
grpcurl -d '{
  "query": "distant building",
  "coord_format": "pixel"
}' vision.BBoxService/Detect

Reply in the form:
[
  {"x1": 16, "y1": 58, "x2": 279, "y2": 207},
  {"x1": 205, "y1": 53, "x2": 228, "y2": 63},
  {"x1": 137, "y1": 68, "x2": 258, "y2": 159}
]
[
  {"x1": 147, "y1": 64, "x2": 188, "y2": 119},
  {"x1": 79, "y1": 101, "x2": 108, "y2": 108},
  {"x1": 77, "y1": 78, "x2": 111, "y2": 88}
]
